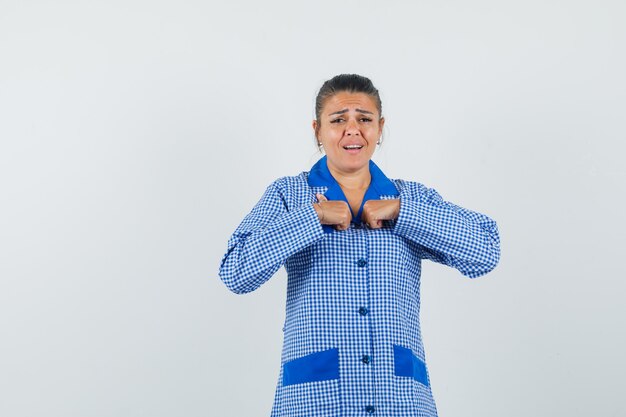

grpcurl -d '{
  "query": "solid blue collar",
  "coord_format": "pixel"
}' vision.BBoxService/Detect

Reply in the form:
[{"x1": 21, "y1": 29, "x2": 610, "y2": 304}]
[{"x1": 307, "y1": 156, "x2": 399, "y2": 226}]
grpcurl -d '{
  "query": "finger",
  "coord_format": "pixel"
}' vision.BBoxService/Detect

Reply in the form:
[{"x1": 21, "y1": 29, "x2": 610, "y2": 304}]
[
  {"x1": 337, "y1": 220, "x2": 349, "y2": 231},
  {"x1": 316, "y1": 193, "x2": 328, "y2": 202},
  {"x1": 363, "y1": 212, "x2": 381, "y2": 229}
]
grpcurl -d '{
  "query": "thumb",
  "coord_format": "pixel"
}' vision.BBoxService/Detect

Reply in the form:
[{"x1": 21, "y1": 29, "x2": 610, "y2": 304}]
[{"x1": 316, "y1": 193, "x2": 328, "y2": 202}]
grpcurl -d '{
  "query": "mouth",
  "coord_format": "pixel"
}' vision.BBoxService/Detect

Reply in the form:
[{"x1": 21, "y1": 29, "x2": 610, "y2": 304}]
[{"x1": 343, "y1": 144, "x2": 364, "y2": 150}]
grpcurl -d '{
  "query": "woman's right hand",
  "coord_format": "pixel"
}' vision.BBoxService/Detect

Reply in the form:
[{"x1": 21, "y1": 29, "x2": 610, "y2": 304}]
[{"x1": 313, "y1": 193, "x2": 352, "y2": 231}]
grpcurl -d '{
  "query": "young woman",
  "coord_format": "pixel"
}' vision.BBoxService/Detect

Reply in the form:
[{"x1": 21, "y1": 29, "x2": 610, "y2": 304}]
[{"x1": 219, "y1": 74, "x2": 501, "y2": 417}]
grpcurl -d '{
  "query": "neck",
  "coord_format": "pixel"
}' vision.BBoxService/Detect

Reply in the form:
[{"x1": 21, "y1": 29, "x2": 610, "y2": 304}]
[{"x1": 327, "y1": 161, "x2": 371, "y2": 190}]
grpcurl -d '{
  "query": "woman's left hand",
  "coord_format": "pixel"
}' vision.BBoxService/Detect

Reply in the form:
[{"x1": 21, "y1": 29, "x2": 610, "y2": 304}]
[{"x1": 361, "y1": 199, "x2": 401, "y2": 229}]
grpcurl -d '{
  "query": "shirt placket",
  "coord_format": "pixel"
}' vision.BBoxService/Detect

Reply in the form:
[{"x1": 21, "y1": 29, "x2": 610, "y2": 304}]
[{"x1": 342, "y1": 224, "x2": 377, "y2": 415}]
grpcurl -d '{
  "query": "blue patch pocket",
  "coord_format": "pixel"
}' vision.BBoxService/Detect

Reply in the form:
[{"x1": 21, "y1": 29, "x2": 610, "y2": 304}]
[
  {"x1": 282, "y1": 348, "x2": 339, "y2": 386},
  {"x1": 393, "y1": 344, "x2": 430, "y2": 387}
]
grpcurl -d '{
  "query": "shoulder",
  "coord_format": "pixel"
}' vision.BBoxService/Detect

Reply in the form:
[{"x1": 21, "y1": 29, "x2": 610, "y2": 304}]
[
  {"x1": 263, "y1": 172, "x2": 311, "y2": 208},
  {"x1": 267, "y1": 172, "x2": 309, "y2": 193},
  {"x1": 390, "y1": 178, "x2": 445, "y2": 204}
]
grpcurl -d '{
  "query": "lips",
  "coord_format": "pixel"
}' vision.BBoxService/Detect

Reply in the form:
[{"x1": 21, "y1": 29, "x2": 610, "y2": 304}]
[{"x1": 342, "y1": 143, "x2": 365, "y2": 155}]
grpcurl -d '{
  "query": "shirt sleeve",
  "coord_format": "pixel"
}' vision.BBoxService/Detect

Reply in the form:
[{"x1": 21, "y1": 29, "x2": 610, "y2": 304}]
[
  {"x1": 219, "y1": 179, "x2": 325, "y2": 294},
  {"x1": 392, "y1": 182, "x2": 501, "y2": 278}
]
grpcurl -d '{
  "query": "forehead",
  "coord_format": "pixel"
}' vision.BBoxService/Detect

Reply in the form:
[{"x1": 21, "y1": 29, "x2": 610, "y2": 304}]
[{"x1": 322, "y1": 92, "x2": 378, "y2": 115}]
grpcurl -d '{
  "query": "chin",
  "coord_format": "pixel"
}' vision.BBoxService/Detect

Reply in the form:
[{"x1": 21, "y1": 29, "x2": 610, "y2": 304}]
[{"x1": 332, "y1": 156, "x2": 371, "y2": 172}]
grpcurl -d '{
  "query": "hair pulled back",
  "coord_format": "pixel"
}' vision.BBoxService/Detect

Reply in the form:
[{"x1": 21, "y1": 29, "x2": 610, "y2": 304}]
[{"x1": 314, "y1": 74, "x2": 382, "y2": 123}]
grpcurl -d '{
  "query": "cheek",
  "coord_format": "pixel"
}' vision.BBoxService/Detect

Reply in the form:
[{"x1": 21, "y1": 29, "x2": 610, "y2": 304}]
[
  {"x1": 365, "y1": 125, "x2": 381, "y2": 138},
  {"x1": 322, "y1": 127, "x2": 341, "y2": 139}
]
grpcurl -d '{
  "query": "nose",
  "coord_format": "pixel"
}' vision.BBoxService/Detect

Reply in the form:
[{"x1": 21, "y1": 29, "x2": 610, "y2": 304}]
[{"x1": 345, "y1": 119, "x2": 360, "y2": 136}]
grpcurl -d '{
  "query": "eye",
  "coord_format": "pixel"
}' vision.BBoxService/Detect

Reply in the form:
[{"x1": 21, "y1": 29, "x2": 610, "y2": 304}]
[
  {"x1": 360, "y1": 117, "x2": 373, "y2": 122},
  {"x1": 330, "y1": 118, "x2": 344, "y2": 123}
]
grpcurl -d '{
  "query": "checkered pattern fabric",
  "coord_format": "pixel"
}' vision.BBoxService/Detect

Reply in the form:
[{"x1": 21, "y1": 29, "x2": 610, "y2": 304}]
[{"x1": 219, "y1": 157, "x2": 500, "y2": 417}]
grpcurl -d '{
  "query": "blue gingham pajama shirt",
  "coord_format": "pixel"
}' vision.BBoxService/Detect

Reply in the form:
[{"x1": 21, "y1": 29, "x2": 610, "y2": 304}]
[{"x1": 219, "y1": 156, "x2": 500, "y2": 417}]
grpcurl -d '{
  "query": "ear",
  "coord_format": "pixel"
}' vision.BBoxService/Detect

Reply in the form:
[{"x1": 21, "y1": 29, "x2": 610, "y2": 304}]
[
  {"x1": 379, "y1": 117, "x2": 385, "y2": 135},
  {"x1": 312, "y1": 119, "x2": 319, "y2": 136}
]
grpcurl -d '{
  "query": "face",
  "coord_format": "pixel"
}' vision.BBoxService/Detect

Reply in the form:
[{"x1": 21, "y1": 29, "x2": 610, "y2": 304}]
[{"x1": 313, "y1": 92, "x2": 384, "y2": 175}]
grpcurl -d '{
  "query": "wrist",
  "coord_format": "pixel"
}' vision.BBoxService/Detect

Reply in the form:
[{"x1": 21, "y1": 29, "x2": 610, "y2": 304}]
[{"x1": 394, "y1": 199, "x2": 401, "y2": 219}]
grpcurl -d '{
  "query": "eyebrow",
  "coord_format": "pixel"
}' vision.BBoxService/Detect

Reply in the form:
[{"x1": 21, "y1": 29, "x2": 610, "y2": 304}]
[{"x1": 329, "y1": 108, "x2": 374, "y2": 116}]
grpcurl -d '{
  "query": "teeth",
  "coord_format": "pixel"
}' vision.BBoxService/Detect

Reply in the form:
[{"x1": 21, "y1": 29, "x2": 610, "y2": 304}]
[{"x1": 344, "y1": 145, "x2": 363, "y2": 149}]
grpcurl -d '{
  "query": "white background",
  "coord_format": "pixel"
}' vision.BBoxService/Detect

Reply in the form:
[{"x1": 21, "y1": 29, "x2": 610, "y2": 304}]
[{"x1": 1, "y1": 1, "x2": 625, "y2": 416}]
